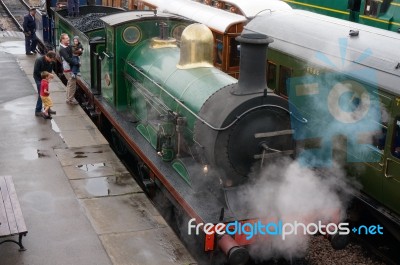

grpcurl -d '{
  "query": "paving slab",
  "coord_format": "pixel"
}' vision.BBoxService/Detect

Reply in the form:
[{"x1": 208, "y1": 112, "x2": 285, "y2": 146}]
[
  {"x1": 63, "y1": 160, "x2": 129, "y2": 179},
  {"x1": 70, "y1": 174, "x2": 141, "y2": 198},
  {"x1": 0, "y1": 35, "x2": 196, "y2": 265},
  {"x1": 55, "y1": 145, "x2": 124, "y2": 166},
  {"x1": 100, "y1": 227, "x2": 196, "y2": 265},
  {"x1": 81, "y1": 194, "x2": 167, "y2": 235}
]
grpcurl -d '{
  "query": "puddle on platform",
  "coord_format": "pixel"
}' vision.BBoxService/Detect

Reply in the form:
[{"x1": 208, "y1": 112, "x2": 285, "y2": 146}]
[
  {"x1": 76, "y1": 163, "x2": 107, "y2": 172},
  {"x1": 0, "y1": 41, "x2": 25, "y2": 55},
  {"x1": 85, "y1": 177, "x2": 110, "y2": 196},
  {"x1": 22, "y1": 147, "x2": 38, "y2": 160},
  {"x1": 3, "y1": 101, "x2": 32, "y2": 116}
]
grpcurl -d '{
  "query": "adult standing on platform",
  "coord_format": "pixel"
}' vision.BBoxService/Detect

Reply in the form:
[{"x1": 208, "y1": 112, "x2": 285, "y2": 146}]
[
  {"x1": 23, "y1": 8, "x2": 37, "y2": 55},
  {"x1": 59, "y1": 33, "x2": 79, "y2": 105},
  {"x1": 67, "y1": 0, "x2": 80, "y2": 17},
  {"x1": 33, "y1": 51, "x2": 57, "y2": 116}
]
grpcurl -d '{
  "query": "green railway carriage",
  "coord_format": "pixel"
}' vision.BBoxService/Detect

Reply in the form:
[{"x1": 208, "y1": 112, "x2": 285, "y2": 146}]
[
  {"x1": 245, "y1": 8, "x2": 400, "y2": 238},
  {"x1": 283, "y1": 0, "x2": 400, "y2": 32}
]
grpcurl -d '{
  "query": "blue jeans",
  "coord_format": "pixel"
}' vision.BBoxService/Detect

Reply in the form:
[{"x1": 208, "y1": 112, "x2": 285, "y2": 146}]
[
  {"x1": 34, "y1": 79, "x2": 42, "y2": 113},
  {"x1": 71, "y1": 56, "x2": 80, "y2": 75}
]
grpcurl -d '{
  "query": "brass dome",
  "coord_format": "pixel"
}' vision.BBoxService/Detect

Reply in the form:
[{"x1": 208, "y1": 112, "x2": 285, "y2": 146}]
[{"x1": 177, "y1": 23, "x2": 214, "y2": 69}]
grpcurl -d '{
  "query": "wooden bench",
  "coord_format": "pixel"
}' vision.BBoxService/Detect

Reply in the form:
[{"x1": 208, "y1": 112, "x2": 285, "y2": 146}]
[{"x1": 0, "y1": 176, "x2": 27, "y2": 251}]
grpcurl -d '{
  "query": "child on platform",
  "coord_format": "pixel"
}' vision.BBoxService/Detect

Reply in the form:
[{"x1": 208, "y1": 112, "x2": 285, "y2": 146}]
[
  {"x1": 40, "y1": 71, "x2": 54, "y2": 119},
  {"x1": 71, "y1": 36, "x2": 83, "y2": 78}
]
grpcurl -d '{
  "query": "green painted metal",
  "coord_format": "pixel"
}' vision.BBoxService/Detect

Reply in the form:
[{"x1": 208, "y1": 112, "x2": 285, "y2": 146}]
[
  {"x1": 54, "y1": 10, "x2": 112, "y2": 90},
  {"x1": 147, "y1": 125, "x2": 158, "y2": 149},
  {"x1": 172, "y1": 160, "x2": 191, "y2": 185},
  {"x1": 283, "y1": 0, "x2": 400, "y2": 32},
  {"x1": 126, "y1": 40, "x2": 236, "y2": 131},
  {"x1": 161, "y1": 143, "x2": 174, "y2": 162},
  {"x1": 136, "y1": 123, "x2": 150, "y2": 142},
  {"x1": 101, "y1": 26, "x2": 115, "y2": 104},
  {"x1": 103, "y1": 19, "x2": 191, "y2": 109},
  {"x1": 268, "y1": 43, "x2": 400, "y2": 215}
]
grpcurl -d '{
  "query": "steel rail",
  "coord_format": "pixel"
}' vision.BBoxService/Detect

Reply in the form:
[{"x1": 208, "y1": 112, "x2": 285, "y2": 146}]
[{"x1": 0, "y1": 0, "x2": 30, "y2": 31}]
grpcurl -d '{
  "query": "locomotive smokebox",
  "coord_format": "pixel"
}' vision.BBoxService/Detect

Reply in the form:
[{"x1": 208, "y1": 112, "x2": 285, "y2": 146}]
[{"x1": 234, "y1": 33, "x2": 273, "y2": 95}]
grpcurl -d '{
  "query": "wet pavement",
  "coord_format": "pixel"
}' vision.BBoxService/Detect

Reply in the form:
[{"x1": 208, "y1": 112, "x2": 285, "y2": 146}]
[{"x1": 0, "y1": 32, "x2": 196, "y2": 265}]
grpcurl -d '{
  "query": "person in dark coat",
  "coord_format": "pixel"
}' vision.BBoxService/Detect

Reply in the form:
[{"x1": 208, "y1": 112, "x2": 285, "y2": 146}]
[
  {"x1": 33, "y1": 51, "x2": 56, "y2": 116},
  {"x1": 67, "y1": 0, "x2": 80, "y2": 17},
  {"x1": 23, "y1": 8, "x2": 38, "y2": 55}
]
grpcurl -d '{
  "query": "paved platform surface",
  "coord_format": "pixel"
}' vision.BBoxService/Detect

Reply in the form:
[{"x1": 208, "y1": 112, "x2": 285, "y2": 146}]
[{"x1": 0, "y1": 32, "x2": 196, "y2": 265}]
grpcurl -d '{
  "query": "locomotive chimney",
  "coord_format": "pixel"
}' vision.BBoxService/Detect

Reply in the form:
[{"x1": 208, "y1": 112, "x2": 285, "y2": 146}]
[{"x1": 234, "y1": 33, "x2": 273, "y2": 95}]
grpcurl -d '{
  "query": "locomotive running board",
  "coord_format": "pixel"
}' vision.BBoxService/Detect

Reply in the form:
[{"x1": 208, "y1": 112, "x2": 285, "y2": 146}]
[{"x1": 254, "y1": 129, "x2": 294, "y2": 138}]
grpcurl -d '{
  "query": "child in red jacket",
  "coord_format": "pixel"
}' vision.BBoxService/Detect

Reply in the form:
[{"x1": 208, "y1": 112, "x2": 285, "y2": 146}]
[{"x1": 40, "y1": 71, "x2": 54, "y2": 119}]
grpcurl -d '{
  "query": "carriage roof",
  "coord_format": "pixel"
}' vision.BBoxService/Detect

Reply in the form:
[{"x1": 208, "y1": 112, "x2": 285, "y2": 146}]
[
  {"x1": 101, "y1": 10, "x2": 185, "y2": 26},
  {"x1": 244, "y1": 9, "x2": 400, "y2": 94},
  {"x1": 142, "y1": 0, "x2": 246, "y2": 33},
  {"x1": 218, "y1": 0, "x2": 292, "y2": 17}
]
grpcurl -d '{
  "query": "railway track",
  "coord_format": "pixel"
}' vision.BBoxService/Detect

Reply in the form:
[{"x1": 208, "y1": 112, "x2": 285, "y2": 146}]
[{"x1": 0, "y1": 0, "x2": 30, "y2": 31}]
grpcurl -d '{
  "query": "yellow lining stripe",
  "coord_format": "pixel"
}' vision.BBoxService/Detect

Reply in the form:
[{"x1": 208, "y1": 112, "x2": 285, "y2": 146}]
[
  {"x1": 359, "y1": 15, "x2": 400, "y2": 26},
  {"x1": 283, "y1": 0, "x2": 349, "y2": 15},
  {"x1": 284, "y1": 0, "x2": 400, "y2": 27}
]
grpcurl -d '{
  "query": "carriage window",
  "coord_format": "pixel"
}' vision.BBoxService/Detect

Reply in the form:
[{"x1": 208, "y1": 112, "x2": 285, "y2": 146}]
[
  {"x1": 279, "y1": 65, "x2": 292, "y2": 97},
  {"x1": 364, "y1": 0, "x2": 380, "y2": 17},
  {"x1": 391, "y1": 118, "x2": 400, "y2": 159},
  {"x1": 267, "y1": 61, "x2": 276, "y2": 91},
  {"x1": 372, "y1": 124, "x2": 387, "y2": 151},
  {"x1": 229, "y1": 37, "x2": 240, "y2": 67},
  {"x1": 347, "y1": 0, "x2": 361, "y2": 12}
]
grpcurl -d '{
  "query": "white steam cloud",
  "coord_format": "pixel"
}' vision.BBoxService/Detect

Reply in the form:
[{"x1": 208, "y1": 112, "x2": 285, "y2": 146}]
[{"x1": 233, "y1": 158, "x2": 357, "y2": 261}]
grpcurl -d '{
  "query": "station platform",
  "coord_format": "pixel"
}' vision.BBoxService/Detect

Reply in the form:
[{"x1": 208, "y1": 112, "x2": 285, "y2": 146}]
[{"x1": 0, "y1": 32, "x2": 196, "y2": 265}]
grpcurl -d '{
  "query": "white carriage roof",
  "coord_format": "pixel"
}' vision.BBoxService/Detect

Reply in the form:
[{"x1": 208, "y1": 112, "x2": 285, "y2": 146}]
[
  {"x1": 244, "y1": 9, "x2": 400, "y2": 93},
  {"x1": 219, "y1": 0, "x2": 292, "y2": 17},
  {"x1": 144, "y1": 0, "x2": 247, "y2": 33},
  {"x1": 101, "y1": 10, "x2": 181, "y2": 26}
]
